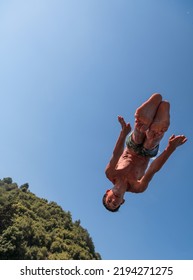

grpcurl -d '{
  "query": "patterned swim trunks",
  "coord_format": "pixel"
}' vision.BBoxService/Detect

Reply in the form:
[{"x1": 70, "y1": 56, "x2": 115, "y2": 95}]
[{"x1": 126, "y1": 132, "x2": 159, "y2": 158}]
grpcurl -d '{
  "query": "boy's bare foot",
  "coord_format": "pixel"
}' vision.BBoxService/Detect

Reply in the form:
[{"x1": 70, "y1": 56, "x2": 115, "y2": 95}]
[
  {"x1": 135, "y1": 93, "x2": 162, "y2": 133},
  {"x1": 147, "y1": 101, "x2": 170, "y2": 139}
]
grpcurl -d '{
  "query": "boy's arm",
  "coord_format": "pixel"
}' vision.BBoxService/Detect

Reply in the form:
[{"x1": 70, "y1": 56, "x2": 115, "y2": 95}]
[
  {"x1": 105, "y1": 116, "x2": 131, "y2": 179},
  {"x1": 136, "y1": 134, "x2": 187, "y2": 192}
]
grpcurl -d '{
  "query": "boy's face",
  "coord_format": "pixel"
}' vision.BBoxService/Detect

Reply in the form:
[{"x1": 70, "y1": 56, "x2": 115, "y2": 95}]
[{"x1": 105, "y1": 189, "x2": 125, "y2": 210}]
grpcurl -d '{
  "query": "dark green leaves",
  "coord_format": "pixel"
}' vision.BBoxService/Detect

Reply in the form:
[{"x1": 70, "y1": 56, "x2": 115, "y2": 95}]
[{"x1": 0, "y1": 178, "x2": 101, "y2": 260}]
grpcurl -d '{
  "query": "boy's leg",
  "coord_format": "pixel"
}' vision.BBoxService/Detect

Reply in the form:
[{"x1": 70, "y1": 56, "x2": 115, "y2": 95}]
[
  {"x1": 133, "y1": 93, "x2": 162, "y2": 144},
  {"x1": 143, "y1": 101, "x2": 170, "y2": 150}
]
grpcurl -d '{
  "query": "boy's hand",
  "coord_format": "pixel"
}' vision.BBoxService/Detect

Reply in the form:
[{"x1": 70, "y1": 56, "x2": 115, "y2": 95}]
[
  {"x1": 168, "y1": 134, "x2": 187, "y2": 150},
  {"x1": 118, "y1": 115, "x2": 132, "y2": 135}
]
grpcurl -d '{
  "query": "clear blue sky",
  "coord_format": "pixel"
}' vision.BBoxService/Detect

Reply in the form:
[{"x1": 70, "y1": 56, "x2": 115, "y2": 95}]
[{"x1": 0, "y1": 0, "x2": 192, "y2": 260}]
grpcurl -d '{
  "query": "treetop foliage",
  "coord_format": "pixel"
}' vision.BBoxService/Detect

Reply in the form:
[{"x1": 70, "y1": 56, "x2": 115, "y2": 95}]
[{"x1": 0, "y1": 177, "x2": 101, "y2": 260}]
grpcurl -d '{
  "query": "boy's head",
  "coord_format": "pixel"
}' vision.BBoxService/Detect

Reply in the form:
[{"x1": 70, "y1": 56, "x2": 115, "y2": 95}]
[{"x1": 102, "y1": 189, "x2": 125, "y2": 212}]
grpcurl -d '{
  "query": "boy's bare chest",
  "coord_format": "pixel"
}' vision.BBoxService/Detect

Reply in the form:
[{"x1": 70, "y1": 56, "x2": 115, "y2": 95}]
[{"x1": 115, "y1": 151, "x2": 149, "y2": 181}]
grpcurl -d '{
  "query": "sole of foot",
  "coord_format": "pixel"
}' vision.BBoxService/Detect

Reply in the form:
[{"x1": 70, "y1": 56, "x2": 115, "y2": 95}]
[{"x1": 135, "y1": 93, "x2": 162, "y2": 133}]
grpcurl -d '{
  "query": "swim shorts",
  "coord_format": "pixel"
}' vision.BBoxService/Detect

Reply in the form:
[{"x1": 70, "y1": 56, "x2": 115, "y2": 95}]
[{"x1": 126, "y1": 132, "x2": 159, "y2": 158}]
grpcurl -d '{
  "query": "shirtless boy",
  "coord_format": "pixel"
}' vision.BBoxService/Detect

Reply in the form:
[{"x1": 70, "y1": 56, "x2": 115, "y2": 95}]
[{"x1": 103, "y1": 93, "x2": 187, "y2": 212}]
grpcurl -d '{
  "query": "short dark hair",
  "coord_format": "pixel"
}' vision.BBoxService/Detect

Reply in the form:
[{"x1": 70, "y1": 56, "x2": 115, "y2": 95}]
[{"x1": 102, "y1": 193, "x2": 121, "y2": 212}]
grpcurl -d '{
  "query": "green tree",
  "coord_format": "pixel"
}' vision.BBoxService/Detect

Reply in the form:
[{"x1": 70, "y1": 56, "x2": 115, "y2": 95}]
[{"x1": 0, "y1": 178, "x2": 101, "y2": 260}]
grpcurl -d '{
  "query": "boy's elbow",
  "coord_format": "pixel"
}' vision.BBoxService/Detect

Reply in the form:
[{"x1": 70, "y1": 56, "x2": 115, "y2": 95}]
[
  {"x1": 134, "y1": 181, "x2": 148, "y2": 193},
  {"x1": 138, "y1": 187, "x2": 147, "y2": 193},
  {"x1": 138, "y1": 184, "x2": 148, "y2": 193},
  {"x1": 105, "y1": 167, "x2": 113, "y2": 181},
  {"x1": 105, "y1": 169, "x2": 110, "y2": 179}
]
